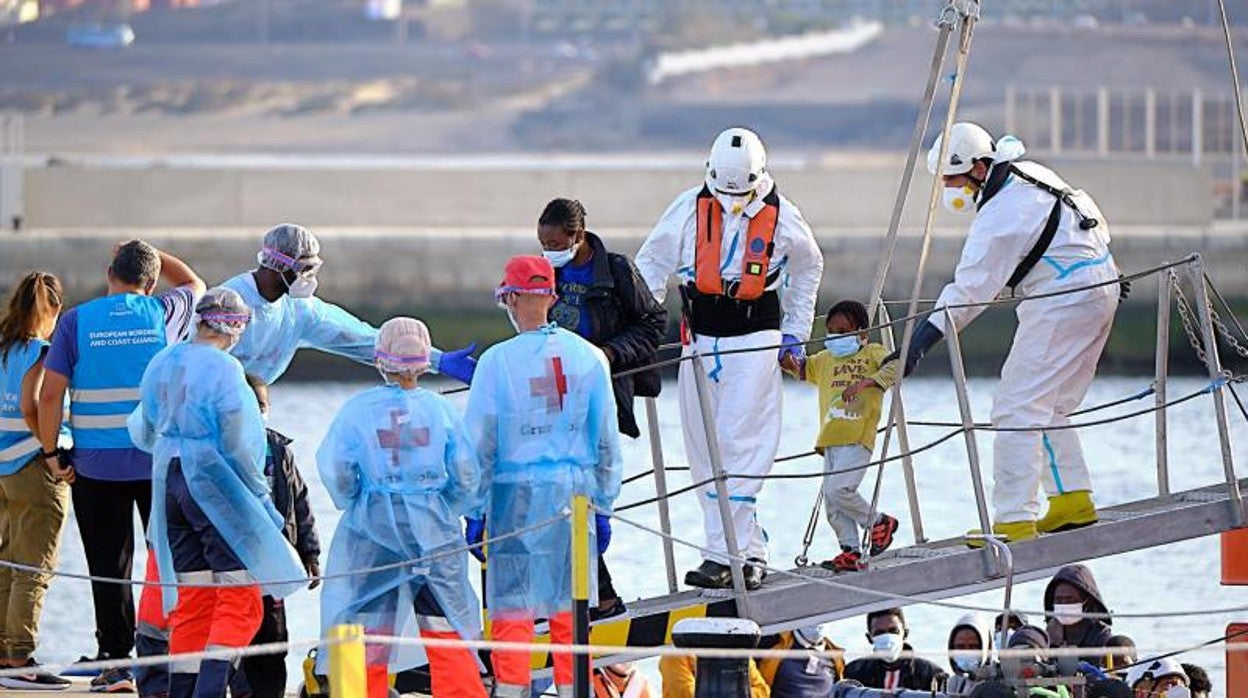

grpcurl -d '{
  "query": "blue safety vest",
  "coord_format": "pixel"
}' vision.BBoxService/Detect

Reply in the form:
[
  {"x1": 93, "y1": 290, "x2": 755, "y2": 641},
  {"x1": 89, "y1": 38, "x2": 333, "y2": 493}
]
[
  {"x1": 0, "y1": 340, "x2": 49, "y2": 475},
  {"x1": 71, "y1": 294, "x2": 166, "y2": 449}
]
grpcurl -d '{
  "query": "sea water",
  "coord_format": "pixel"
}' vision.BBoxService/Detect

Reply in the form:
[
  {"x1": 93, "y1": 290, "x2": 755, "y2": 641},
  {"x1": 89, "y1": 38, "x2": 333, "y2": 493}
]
[{"x1": 35, "y1": 376, "x2": 1248, "y2": 691}]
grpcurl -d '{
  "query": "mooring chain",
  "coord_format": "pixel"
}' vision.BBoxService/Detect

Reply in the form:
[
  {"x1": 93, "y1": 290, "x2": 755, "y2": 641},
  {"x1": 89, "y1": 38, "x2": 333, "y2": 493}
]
[{"x1": 1172, "y1": 269, "x2": 1248, "y2": 367}]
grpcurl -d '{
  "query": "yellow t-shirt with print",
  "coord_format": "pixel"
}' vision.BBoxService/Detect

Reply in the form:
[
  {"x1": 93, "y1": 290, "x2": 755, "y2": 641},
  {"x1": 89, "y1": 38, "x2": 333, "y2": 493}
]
[{"x1": 803, "y1": 343, "x2": 898, "y2": 452}]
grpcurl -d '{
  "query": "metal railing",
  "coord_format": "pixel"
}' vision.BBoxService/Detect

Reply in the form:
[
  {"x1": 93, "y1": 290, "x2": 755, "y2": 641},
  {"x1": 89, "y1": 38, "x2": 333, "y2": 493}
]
[{"x1": 621, "y1": 253, "x2": 1244, "y2": 617}]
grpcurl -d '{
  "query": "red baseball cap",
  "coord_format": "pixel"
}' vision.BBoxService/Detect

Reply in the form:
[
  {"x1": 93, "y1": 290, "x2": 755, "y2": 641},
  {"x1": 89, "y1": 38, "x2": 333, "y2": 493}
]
[{"x1": 496, "y1": 255, "x2": 557, "y2": 300}]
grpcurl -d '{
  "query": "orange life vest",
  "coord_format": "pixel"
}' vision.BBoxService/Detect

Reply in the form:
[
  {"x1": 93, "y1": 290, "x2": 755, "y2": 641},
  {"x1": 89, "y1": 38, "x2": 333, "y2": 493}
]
[
  {"x1": 694, "y1": 186, "x2": 781, "y2": 301},
  {"x1": 592, "y1": 664, "x2": 655, "y2": 698}
]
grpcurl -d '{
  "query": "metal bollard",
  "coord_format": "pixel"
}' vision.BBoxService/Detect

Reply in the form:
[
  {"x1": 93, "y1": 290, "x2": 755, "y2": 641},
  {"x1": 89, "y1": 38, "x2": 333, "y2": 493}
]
[
  {"x1": 671, "y1": 618, "x2": 760, "y2": 698},
  {"x1": 327, "y1": 624, "x2": 366, "y2": 698}
]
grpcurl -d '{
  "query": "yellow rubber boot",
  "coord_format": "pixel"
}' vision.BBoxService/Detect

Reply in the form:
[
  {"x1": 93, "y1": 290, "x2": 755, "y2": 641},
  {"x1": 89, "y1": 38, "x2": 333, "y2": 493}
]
[
  {"x1": 965, "y1": 521, "x2": 1039, "y2": 548},
  {"x1": 1037, "y1": 491, "x2": 1098, "y2": 533}
]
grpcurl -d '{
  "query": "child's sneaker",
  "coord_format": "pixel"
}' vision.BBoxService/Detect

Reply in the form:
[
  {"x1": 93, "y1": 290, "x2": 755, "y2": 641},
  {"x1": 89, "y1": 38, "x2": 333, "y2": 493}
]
[
  {"x1": 868, "y1": 514, "x2": 899, "y2": 556},
  {"x1": 820, "y1": 547, "x2": 866, "y2": 572}
]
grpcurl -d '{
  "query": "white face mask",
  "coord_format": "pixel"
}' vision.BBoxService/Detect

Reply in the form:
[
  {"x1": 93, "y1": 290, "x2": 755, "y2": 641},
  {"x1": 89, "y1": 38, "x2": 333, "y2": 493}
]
[
  {"x1": 505, "y1": 304, "x2": 523, "y2": 334},
  {"x1": 1162, "y1": 686, "x2": 1191, "y2": 698},
  {"x1": 941, "y1": 184, "x2": 977, "y2": 215},
  {"x1": 287, "y1": 275, "x2": 318, "y2": 299},
  {"x1": 953, "y1": 655, "x2": 981, "y2": 673},
  {"x1": 871, "y1": 632, "x2": 904, "y2": 663},
  {"x1": 543, "y1": 243, "x2": 579, "y2": 269},
  {"x1": 1052, "y1": 602, "x2": 1084, "y2": 626}
]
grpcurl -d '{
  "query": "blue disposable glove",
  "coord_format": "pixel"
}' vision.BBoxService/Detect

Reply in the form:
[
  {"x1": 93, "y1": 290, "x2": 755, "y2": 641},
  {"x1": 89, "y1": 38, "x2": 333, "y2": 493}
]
[
  {"x1": 464, "y1": 517, "x2": 486, "y2": 562},
  {"x1": 777, "y1": 333, "x2": 805, "y2": 364},
  {"x1": 595, "y1": 513, "x2": 612, "y2": 554},
  {"x1": 437, "y1": 343, "x2": 478, "y2": 385}
]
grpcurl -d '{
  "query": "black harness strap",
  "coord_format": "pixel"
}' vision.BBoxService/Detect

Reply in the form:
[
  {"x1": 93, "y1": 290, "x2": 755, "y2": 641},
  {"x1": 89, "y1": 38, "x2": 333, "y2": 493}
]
[
  {"x1": 976, "y1": 161, "x2": 1099, "y2": 292},
  {"x1": 1006, "y1": 197, "x2": 1063, "y2": 291}
]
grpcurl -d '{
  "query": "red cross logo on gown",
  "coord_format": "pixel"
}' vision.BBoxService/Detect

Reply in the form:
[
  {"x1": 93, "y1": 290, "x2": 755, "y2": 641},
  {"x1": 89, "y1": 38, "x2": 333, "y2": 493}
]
[
  {"x1": 529, "y1": 356, "x2": 569, "y2": 412},
  {"x1": 375, "y1": 409, "x2": 430, "y2": 468}
]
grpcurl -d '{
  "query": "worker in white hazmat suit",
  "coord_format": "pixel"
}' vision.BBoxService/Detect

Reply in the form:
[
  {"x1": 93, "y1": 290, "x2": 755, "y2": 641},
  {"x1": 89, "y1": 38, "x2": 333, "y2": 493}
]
[
  {"x1": 317, "y1": 317, "x2": 486, "y2": 698},
  {"x1": 634, "y1": 127, "x2": 823, "y2": 589},
  {"x1": 222, "y1": 223, "x2": 478, "y2": 385},
  {"x1": 900, "y1": 122, "x2": 1120, "y2": 543}
]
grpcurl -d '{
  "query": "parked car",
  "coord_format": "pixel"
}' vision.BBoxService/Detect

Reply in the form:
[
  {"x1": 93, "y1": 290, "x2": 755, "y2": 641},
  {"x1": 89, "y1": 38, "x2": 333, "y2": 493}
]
[{"x1": 65, "y1": 23, "x2": 134, "y2": 49}]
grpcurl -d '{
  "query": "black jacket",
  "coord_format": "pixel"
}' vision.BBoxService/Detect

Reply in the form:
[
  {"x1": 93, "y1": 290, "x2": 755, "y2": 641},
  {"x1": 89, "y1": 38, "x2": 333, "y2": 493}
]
[
  {"x1": 844, "y1": 646, "x2": 948, "y2": 692},
  {"x1": 551, "y1": 232, "x2": 667, "y2": 438},
  {"x1": 1044, "y1": 564, "x2": 1115, "y2": 667},
  {"x1": 265, "y1": 429, "x2": 321, "y2": 565}
]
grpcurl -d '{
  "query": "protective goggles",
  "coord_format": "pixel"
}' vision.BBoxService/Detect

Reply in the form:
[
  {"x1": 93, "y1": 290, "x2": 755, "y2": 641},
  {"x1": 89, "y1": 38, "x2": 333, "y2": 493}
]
[
  {"x1": 258, "y1": 247, "x2": 323, "y2": 276},
  {"x1": 374, "y1": 349, "x2": 429, "y2": 366}
]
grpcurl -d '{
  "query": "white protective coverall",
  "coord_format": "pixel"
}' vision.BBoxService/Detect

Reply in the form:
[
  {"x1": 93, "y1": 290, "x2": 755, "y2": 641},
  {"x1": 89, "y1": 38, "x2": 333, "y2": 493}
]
[
  {"x1": 634, "y1": 181, "x2": 823, "y2": 564},
  {"x1": 930, "y1": 158, "x2": 1118, "y2": 525}
]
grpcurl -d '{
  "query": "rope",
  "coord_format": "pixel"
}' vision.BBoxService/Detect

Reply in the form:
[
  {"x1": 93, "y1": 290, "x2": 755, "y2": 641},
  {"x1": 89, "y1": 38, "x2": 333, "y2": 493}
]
[
  {"x1": 0, "y1": 631, "x2": 1237, "y2": 683},
  {"x1": 0, "y1": 639, "x2": 325, "y2": 680},
  {"x1": 0, "y1": 513, "x2": 568, "y2": 588},
  {"x1": 360, "y1": 632, "x2": 1231, "y2": 663},
  {"x1": 613, "y1": 380, "x2": 1226, "y2": 511},
  {"x1": 600, "y1": 506, "x2": 1248, "y2": 621}
]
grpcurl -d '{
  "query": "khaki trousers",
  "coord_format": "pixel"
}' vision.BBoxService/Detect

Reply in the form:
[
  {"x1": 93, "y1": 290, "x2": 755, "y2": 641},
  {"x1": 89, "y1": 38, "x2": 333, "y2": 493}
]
[{"x1": 0, "y1": 456, "x2": 69, "y2": 661}]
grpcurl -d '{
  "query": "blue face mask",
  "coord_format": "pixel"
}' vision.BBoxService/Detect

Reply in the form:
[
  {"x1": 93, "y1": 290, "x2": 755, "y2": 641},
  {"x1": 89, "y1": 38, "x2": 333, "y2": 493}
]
[{"x1": 824, "y1": 334, "x2": 862, "y2": 357}]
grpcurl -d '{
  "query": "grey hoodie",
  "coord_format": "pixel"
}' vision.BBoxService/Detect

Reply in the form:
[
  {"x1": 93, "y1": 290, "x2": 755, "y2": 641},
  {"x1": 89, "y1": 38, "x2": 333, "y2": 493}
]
[{"x1": 947, "y1": 612, "x2": 995, "y2": 675}]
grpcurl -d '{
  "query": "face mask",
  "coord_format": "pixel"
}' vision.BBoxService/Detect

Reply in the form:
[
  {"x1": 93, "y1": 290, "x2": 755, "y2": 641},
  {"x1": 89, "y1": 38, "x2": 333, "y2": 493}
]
[
  {"x1": 543, "y1": 243, "x2": 579, "y2": 269},
  {"x1": 715, "y1": 191, "x2": 752, "y2": 215},
  {"x1": 505, "y1": 305, "x2": 522, "y2": 334},
  {"x1": 871, "y1": 632, "x2": 904, "y2": 663},
  {"x1": 1052, "y1": 602, "x2": 1084, "y2": 626},
  {"x1": 285, "y1": 274, "x2": 318, "y2": 299},
  {"x1": 953, "y1": 655, "x2": 981, "y2": 673},
  {"x1": 824, "y1": 334, "x2": 862, "y2": 358},
  {"x1": 1162, "y1": 687, "x2": 1191, "y2": 698},
  {"x1": 941, "y1": 184, "x2": 977, "y2": 215}
]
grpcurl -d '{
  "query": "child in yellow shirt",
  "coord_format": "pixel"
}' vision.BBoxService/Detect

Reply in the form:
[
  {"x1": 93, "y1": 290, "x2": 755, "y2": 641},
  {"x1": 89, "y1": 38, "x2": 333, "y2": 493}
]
[{"x1": 796, "y1": 300, "x2": 900, "y2": 572}]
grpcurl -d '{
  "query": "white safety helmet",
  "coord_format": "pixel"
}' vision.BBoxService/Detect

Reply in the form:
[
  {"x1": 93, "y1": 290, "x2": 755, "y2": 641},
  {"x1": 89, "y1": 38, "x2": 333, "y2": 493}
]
[
  {"x1": 706, "y1": 127, "x2": 768, "y2": 195},
  {"x1": 1125, "y1": 657, "x2": 1188, "y2": 690},
  {"x1": 927, "y1": 122, "x2": 995, "y2": 176}
]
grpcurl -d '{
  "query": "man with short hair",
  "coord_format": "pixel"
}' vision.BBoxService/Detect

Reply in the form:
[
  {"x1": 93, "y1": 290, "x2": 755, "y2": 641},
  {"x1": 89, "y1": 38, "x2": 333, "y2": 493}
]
[
  {"x1": 843, "y1": 608, "x2": 947, "y2": 691},
  {"x1": 37, "y1": 240, "x2": 204, "y2": 692},
  {"x1": 464, "y1": 255, "x2": 622, "y2": 698}
]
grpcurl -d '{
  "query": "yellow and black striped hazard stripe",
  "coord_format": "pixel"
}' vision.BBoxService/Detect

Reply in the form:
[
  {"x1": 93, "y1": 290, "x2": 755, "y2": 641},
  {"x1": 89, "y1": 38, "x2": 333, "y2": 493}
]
[{"x1": 525, "y1": 598, "x2": 738, "y2": 670}]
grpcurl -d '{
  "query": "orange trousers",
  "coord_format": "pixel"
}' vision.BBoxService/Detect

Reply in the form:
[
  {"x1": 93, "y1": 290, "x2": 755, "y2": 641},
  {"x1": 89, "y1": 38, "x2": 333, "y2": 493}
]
[
  {"x1": 167, "y1": 584, "x2": 263, "y2": 657},
  {"x1": 363, "y1": 629, "x2": 485, "y2": 698},
  {"x1": 492, "y1": 611, "x2": 576, "y2": 689}
]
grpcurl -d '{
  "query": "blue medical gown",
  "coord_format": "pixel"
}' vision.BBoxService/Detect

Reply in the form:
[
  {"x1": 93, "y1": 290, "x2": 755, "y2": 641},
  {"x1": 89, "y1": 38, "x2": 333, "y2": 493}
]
[
  {"x1": 464, "y1": 326, "x2": 622, "y2": 617},
  {"x1": 127, "y1": 342, "x2": 305, "y2": 614},
  {"x1": 316, "y1": 385, "x2": 485, "y2": 672},
  {"x1": 222, "y1": 272, "x2": 377, "y2": 384}
]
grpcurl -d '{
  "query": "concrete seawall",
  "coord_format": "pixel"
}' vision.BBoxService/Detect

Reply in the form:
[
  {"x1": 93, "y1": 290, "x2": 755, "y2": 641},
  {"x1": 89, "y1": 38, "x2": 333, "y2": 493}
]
[
  {"x1": 18, "y1": 154, "x2": 1213, "y2": 230},
  {"x1": 2, "y1": 224, "x2": 1244, "y2": 312}
]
